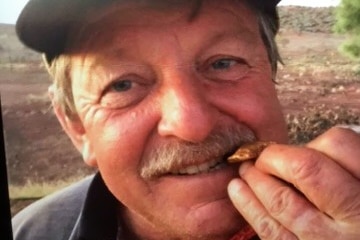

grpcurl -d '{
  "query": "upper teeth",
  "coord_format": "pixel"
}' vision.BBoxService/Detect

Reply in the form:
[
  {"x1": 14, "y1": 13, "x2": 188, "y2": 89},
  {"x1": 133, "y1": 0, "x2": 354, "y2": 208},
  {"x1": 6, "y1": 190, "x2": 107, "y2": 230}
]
[{"x1": 172, "y1": 159, "x2": 225, "y2": 175}]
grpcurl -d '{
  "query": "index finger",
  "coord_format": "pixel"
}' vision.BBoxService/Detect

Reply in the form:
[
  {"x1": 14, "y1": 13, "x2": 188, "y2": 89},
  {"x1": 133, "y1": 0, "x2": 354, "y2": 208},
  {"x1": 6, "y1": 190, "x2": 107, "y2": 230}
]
[
  {"x1": 255, "y1": 144, "x2": 360, "y2": 220},
  {"x1": 306, "y1": 126, "x2": 360, "y2": 179}
]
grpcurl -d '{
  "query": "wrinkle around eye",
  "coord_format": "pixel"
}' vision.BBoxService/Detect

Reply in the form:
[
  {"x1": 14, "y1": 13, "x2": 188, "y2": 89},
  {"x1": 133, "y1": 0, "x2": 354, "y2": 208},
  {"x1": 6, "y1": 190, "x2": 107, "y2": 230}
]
[{"x1": 100, "y1": 80, "x2": 150, "y2": 110}]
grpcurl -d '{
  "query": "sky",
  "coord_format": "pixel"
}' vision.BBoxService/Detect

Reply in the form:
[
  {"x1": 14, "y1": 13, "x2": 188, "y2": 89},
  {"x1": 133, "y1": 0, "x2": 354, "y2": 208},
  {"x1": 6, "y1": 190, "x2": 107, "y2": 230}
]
[{"x1": 0, "y1": 0, "x2": 341, "y2": 24}]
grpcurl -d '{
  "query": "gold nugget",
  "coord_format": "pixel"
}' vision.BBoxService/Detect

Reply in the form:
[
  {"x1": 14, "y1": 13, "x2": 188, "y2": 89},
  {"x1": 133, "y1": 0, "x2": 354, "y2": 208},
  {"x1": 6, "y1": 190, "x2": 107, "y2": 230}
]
[{"x1": 227, "y1": 141, "x2": 275, "y2": 163}]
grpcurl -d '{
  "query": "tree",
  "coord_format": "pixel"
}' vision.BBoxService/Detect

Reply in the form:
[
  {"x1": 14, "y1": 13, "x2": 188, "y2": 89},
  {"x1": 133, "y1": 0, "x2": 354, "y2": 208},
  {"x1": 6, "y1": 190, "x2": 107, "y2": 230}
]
[{"x1": 334, "y1": 0, "x2": 360, "y2": 60}]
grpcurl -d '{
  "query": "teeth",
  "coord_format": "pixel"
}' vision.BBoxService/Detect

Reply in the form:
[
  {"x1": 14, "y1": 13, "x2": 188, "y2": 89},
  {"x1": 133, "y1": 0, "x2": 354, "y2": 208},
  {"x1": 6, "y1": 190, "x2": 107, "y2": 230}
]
[
  {"x1": 212, "y1": 162, "x2": 226, "y2": 171},
  {"x1": 186, "y1": 166, "x2": 199, "y2": 174},
  {"x1": 198, "y1": 162, "x2": 210, "y2": 172},
  {"x1": 175, "y1": 159, "x2": 224, "y2": 175}
]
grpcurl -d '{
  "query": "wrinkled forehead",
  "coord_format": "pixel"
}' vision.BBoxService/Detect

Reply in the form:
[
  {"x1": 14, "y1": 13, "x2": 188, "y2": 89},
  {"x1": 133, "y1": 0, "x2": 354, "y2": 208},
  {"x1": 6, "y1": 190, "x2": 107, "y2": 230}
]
[{"x1": 65, "y1": 0, "x2": 258, "y2": 53}]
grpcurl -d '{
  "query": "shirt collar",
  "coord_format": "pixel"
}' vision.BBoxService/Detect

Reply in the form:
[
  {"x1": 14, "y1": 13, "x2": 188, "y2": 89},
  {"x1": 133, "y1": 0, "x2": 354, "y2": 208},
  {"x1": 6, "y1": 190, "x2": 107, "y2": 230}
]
[{"x1": 70, "y1": 173, "x2": 119, "y2": 240}]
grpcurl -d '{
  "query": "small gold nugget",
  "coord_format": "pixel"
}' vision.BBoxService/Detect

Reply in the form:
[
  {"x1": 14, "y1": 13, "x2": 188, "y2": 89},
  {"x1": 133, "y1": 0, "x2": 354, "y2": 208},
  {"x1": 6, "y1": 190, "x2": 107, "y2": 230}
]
[{"x1": 227, "y1": 141, "x2": 275, "y2": 163}]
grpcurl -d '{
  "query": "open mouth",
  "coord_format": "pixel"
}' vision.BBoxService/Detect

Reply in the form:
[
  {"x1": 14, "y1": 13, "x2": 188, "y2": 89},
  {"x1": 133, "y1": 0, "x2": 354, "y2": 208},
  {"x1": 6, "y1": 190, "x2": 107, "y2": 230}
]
[
  {"x1": 142, "y1": 143, "x2": 245, "y2": 179},
  {"x1": 170, "y1": 158, "x2": 229, "y2": 175}
]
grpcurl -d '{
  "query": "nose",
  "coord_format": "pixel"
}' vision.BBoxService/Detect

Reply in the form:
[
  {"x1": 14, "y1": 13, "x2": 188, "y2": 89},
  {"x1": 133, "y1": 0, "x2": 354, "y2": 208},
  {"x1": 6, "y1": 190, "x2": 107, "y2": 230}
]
[{"x1": 158, "y1": 70, "x2": 218, "y2": 143}]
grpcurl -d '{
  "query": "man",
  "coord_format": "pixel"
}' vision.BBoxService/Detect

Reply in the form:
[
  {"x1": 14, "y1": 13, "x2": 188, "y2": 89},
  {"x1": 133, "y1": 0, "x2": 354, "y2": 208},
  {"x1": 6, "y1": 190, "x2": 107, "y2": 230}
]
[{"x1": 12, "y1": 0, "x2": 360, "y2": 239}]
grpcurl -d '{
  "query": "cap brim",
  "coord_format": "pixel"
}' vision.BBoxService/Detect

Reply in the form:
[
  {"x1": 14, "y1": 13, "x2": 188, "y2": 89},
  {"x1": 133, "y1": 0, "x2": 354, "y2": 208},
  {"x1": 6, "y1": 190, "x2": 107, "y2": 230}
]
[{"x1": 16, "y1": 0, "x2": 281, "y2": 62}]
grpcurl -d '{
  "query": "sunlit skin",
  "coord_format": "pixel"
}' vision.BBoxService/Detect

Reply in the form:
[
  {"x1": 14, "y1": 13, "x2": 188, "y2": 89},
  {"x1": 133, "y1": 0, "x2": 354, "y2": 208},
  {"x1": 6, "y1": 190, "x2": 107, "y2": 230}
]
[{"x1": 50, "y1": 0, "x2": 360, "y2": 240}]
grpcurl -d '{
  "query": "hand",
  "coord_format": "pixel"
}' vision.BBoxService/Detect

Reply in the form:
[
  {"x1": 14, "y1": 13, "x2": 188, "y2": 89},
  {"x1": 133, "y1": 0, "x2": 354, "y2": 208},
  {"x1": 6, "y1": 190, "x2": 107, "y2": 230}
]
[{"x1": 228, "y1": 127, "x2": 360, "y2": 240}]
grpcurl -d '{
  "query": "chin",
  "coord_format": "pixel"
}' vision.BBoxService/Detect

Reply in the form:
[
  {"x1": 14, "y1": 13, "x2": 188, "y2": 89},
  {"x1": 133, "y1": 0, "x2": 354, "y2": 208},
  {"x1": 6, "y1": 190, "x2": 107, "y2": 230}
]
[{"x1": 170, "y1": 199, "x2": 248, "y2": 240}]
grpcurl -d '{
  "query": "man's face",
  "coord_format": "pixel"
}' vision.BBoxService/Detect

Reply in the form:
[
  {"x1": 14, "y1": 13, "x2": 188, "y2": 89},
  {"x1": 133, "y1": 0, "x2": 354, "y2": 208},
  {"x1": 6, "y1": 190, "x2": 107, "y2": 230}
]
[{"x1": 64, "y1": 0, "x2": 288, "y2": 239}]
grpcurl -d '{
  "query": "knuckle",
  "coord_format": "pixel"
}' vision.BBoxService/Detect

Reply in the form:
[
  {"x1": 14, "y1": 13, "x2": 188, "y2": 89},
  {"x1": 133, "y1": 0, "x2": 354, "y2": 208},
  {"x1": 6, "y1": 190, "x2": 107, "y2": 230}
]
[
  {"x1": 314, "y1": 127, "x2": 343, "y2": 149},
  {"x1": 267, "y1": 186, "x2": 294, "y2": 217},
  {"x1": 290, "y1": 152, "x2": 322, "y2": 186},
  {"x1": 327, "y1": 126, "x2": 355, "y2": 137},
  {"x1": 256, "y1": 217, "x2": 277, "y2": 239},
  {"x1": 313, "y1": 126, "x2": 359, "y2": 150},
  {"x1": 256, "y1": 217, "x2": 295, "y2": 240}
]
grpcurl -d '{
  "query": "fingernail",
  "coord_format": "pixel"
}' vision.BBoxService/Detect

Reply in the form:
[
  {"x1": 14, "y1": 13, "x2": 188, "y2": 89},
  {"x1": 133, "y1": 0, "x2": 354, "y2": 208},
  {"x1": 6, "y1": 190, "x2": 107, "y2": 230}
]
[{"x1": 228, "y1": 178, "x2": 245, "y2": 194}]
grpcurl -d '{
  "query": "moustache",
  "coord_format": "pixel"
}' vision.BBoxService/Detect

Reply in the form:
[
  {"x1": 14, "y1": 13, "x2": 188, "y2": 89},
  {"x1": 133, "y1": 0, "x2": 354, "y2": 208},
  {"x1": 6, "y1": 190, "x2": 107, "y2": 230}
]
[{"x1": 140, "y1": 124, "x2": 256, "y2": 179}]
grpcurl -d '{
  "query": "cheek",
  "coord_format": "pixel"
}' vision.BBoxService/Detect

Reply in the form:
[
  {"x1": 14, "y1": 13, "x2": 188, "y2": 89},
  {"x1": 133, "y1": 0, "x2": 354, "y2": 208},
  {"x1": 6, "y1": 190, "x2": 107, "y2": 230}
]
[
  {"x1": 212, "y1": 80, "x2": 288, "y2": 142},
  {"x1": 241, "y1": 88, "x2": 287, "y2": 142},
  {"x1": 82, "y1": 106, "x2": 158, "y2": 201},
  {"x1": 88, "y1": 109, "x2": 148, "y2": 165},
  {"x1": 90, "y1": 113, "x2": 139, "y2": 175}
]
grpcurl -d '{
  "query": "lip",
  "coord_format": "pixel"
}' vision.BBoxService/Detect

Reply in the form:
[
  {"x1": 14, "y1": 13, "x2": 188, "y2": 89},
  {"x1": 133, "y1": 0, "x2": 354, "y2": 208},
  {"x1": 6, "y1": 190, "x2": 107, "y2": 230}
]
[
  {"x1": 164, "y1": 148, "x2": 239, "y2": 177},
  {"x1": 170, "y1": 158, "x2": 224, "y2": 175},
  {"x1": 158, "y1": 162, "x2": 239, "y2": 183},
  {"x1": 148, "y1": 163, "x2": 240, "y2": 202},
  {"x1": 140, "y1": 138, "x2": 249, "y2": 179}
]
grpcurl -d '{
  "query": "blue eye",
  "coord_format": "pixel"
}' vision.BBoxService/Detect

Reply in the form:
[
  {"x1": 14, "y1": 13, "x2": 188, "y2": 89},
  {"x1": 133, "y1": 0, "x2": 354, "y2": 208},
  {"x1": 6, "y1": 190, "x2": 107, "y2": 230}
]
[
  {"x1": 200, "y1": 56, "x2": 250, "y2": 81},
  {"x1": 111, "y1": 80, "x2": 132, "y2": 92},
  {"x1": 211, "y1": 59, "x2": 235, "y2": 70}
]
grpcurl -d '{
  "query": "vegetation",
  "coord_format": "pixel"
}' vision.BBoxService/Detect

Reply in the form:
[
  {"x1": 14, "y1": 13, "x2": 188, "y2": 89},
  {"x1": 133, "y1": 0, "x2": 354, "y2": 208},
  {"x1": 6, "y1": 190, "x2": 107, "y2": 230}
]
[
  {"x1": 8, "y1": 177, "x2": 85, "y2": 199},
  {"x1": 287, "y1": 106, "x2": 360, "y2": 144},
  {"x1": 334, "y1": 0, "x2": 360, "y2": 60},
  {"x1": 278, "y1": 7, "x2": 336, "y2": 34}
]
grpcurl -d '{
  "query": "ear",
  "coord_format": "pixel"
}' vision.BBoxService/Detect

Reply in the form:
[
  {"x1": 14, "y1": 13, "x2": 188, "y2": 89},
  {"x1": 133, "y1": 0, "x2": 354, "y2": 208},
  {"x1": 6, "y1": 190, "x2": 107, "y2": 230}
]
[{"x1": 48, "y1": 85, "x2": 97, "y2": 167}]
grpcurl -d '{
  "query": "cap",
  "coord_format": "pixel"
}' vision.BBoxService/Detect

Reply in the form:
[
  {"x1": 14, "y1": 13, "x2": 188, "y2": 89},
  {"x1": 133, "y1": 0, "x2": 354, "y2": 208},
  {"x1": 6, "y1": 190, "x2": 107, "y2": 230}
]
[{"x1": 16, "y1": 0, "x2": 281, "y2": 64}]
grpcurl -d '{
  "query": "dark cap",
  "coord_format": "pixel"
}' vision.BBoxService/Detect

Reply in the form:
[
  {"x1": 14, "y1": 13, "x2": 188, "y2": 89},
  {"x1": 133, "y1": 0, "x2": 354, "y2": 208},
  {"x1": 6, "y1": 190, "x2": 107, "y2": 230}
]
[{"x1": 16, "y1": 0, "x2": 281, "y2": 63}]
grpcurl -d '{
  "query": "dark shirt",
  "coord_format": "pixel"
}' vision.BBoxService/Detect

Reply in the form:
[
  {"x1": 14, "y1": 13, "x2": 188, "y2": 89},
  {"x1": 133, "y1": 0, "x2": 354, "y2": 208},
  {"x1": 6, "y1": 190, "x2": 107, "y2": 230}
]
[{"x1": 12, "y1": 173, "x2": 119, "y2": 240}]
